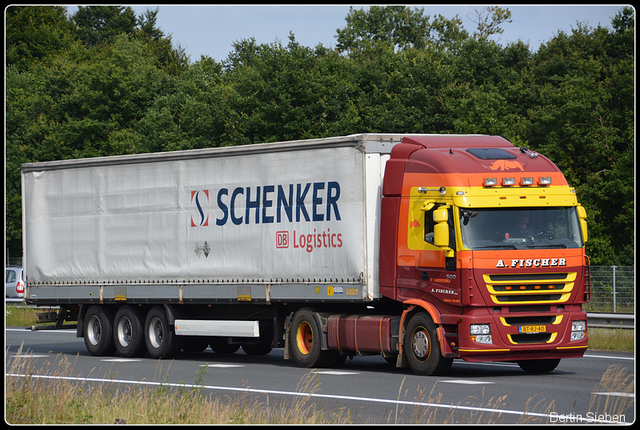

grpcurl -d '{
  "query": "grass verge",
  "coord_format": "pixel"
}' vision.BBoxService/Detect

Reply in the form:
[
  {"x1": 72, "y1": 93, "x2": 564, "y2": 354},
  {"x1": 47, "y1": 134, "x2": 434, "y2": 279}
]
[{"x1": 5, "y1": 349, "x2": 634, "y2": 424}]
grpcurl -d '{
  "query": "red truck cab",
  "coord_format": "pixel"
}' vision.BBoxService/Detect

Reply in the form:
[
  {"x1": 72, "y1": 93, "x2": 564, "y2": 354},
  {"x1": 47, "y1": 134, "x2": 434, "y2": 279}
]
[{"x1": 379, "y1": 135, "x2": 589, "y2": 374}]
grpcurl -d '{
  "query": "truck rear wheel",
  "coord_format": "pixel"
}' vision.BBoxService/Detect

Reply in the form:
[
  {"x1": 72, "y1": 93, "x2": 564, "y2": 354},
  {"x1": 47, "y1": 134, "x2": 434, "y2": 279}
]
[
  {"x1": 84, "y1": 305, "x2": 117, "y2": 356},
  {"x1": 517, "y1": 359, "x2": 561, "y2": 373},
  {"x1": 144, "y1": 306, "x2": 180, "y2": 359},
  {"x1": 404, "y1": 312, "x2": 452, "y2": 376},
  {"x1": 114, "y1": 306, "x2": 147, "y2": 358},
  {"x1": 289, "y1": 308, "x2": 332, "y2": 368}
]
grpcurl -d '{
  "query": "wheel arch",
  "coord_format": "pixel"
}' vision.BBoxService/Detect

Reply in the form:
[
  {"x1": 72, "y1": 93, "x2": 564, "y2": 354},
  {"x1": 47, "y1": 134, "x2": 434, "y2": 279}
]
[{"x1": 397, "y1": 300, "x2": 446, "y2": 367}]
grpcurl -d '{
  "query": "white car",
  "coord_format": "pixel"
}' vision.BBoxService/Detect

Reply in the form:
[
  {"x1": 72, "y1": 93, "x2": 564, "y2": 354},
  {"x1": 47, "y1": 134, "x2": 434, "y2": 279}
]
[{"x1": 5, "y1": 266, "x2": 25, "y2": 298}]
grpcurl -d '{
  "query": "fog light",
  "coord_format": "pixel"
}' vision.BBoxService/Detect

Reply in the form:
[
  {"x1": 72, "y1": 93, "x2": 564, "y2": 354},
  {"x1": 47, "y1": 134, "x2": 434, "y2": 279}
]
[
  {"x1": 484, "y1": 178, "x2": 497, "y2": 187},
  {"x1": 571, "y1": 331, "x2": 585, "y2": 341},
  {"x1": 472, "y1": 335, "x2": 492, "y2": 344},
  {"x1": 503, "y1": 177, "x2": 516, "y2": 186},
  {"x1": 521, "y1": 177, "x2": 534, "y2": 185}
]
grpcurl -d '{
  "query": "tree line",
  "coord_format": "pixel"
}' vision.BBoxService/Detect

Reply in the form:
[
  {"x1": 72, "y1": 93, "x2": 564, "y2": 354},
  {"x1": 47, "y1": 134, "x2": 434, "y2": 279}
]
[{"x1": 5, "y1": 6, "x2": 635, "y2": 265}]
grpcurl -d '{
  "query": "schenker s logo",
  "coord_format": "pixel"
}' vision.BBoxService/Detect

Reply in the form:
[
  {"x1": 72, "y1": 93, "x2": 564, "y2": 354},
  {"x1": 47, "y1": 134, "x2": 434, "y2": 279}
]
[
  {"x1": 496, "y1": 258, "x2": 567, "y2": 268},
  {"x1": 191, "y1": 190, "x2": 210, "y2": 227}
]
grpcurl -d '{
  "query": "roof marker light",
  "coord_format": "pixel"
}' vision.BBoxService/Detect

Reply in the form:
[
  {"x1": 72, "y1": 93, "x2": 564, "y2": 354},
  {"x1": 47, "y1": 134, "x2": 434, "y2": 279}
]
[
  {"x1": 539, "y1": 177, "x2": 552, "y2": 185},
  {"x1": 521, "y1": 177, "x2": 534, "y2": 185}
]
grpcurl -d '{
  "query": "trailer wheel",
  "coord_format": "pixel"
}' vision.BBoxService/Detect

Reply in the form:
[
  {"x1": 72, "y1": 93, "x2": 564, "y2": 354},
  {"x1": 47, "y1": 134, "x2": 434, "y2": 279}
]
[
  {"x1": 144, "y1": 306, "x2": 180, "y2": 359},
  {"x1": 84, "y1": 305, "x2": 117, "y2": 356},
  {"x1": 210, "y1": 337, "x2": 240, "y2": 354},
  {"x1": 242, "y1": 342, "x2": 273, "y2": 356},
  {"x1": 517, "y1": 359, "x2": 561, "y2": 373},
  {"x1": 289, "y1": 308, "x2": 331, "y2": 368},
  {"x1": 180, "y1": 337, "x2": 210, "y2": 353},
  {"x1": 114, "y1": 306, "x2": 147, "y2": 358},
  {"x1": 404, "y1": 312, "x2": 452, "y2": 376}
]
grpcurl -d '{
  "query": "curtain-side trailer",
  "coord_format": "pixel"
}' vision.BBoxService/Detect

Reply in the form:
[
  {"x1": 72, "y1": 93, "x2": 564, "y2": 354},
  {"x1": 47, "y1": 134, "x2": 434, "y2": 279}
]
[{"x1": 22, "y1": 133, "x2": 590, "y2": 375}]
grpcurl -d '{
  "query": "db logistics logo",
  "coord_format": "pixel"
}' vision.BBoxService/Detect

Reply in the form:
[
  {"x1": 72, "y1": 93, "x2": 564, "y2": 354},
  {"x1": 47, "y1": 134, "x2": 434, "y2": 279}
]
[{"x1": 191, "y1": 190, "x2": 209, "y2": 227}]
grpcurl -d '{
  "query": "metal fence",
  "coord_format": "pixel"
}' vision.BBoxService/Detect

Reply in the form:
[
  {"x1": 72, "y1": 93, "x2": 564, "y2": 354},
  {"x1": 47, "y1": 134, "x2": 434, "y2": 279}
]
[{"x1": 585, "y1": 266, "x2": 635, "y2": 314}]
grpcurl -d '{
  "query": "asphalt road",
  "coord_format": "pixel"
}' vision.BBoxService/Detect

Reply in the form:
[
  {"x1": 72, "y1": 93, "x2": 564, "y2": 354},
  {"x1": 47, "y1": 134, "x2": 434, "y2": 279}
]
[{"x1": 5, "y1": 327, "x2": 635, "y2": 424}]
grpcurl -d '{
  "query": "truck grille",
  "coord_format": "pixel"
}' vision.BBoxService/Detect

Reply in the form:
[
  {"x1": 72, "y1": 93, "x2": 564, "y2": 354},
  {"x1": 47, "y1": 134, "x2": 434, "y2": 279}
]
[{"x1": 483, "y1": 272, "x2": 576, "y2": 306}]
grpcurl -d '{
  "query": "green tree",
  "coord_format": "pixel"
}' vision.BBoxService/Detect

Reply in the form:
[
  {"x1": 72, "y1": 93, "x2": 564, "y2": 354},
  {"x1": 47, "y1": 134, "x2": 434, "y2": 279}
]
[
  {"x1": 133, "y1": 7, "x2": 190, "y2": 76},
  {"x1": 6, "y1": 5, "x2": 77, "y2": 72},
  {"x1": 336, "y1": 6, "x2": 432, "y2": 53},
  {"x1": 468, "y1": 6, "x2": 513, "y2": 41},
  {"x1": 335, "y1": 6, "x2": 468, "y2": 55},
  {"x1": 72, "y1": 5, "x2": 137, "y2": 47}
]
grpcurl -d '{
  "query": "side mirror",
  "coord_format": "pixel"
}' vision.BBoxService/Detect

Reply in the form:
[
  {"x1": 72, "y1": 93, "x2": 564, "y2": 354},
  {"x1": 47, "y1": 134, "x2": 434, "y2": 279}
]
[
  {"x1": 576, "y1": 205, "x2": 588, "y2": 243},
  {"x1": 433, "y1": 208, "x2": 449, "y2": 248}
]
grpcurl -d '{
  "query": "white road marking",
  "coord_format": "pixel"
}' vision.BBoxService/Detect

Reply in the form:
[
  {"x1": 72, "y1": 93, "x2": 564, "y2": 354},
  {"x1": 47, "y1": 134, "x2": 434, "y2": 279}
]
[
  {"x1": 315, "y1": 370, "x2": 360, "y2": 375},
  {"x1": 11, "y1": 354, "x2": 50, "y2": 358},
  {"x1": 592, "y1": 392, "x2": 635, "y2": 398},
  {"x1": 202, "y1": 364, "x2": 245, "y2": 368},
  {"x1": 440, "y1": 380, "x2": 495, "y2": 385},
  {"x1": 584, "y1": 354, "x2": 634, "y2": 361},
  {"x1": 100, "y1": 358, "x2": 143, "y2": 363}
]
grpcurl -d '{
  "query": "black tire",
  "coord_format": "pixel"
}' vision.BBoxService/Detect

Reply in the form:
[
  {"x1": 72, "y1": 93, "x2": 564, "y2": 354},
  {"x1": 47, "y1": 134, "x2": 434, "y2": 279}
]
[
  {"x1": 404, "y1": 312, "x2": 452, "y2": 376},
  {"x1": 384, "y1": 355, "x2": 398, "y2": 366},
  {"x1": 289, "y1": 308, "x2": 332, "y2": 368},
  {"x1": 326, "y1": 351, "x2": 348, "y2": 368},
  {"x1": 241, "y1": 342, "x2": 273, "y2": 356},
  {"x1": 210, "y1": 337, "x2": 240, "y2": 354},
  {"x1": 180, "y1": 337, "x2": 210, "y2": 353},
  {"x1": 517, "y1": 359, "x2": 561, "y2": 373},
  {"x1": 84, "y1": 305, "x2": 117, "y2": 356},
  {"x1": 114, "y1": 306, "x2": 147, "y2": 358},
  {"x1": 144, "y1": 306, "x2": 180, "y2": 359}
]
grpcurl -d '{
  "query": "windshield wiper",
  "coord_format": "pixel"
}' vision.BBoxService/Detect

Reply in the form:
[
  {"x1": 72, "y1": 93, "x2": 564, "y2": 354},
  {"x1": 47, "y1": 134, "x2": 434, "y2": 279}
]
[
  {"x1": 526, "y1": 244, "x2": 568, "y2": 249},
  {"x1": 475, "y1": 245, "x2": 518, "y2": 250}
]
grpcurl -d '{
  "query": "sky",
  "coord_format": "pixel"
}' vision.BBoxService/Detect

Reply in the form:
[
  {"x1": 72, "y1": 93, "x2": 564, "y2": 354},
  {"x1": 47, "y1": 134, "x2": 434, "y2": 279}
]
[
  {"x1": 66, "y1": 4, "x2": 629, "y2": 63},
  {"x1": 132, "y1": 4, "x2": 627, "y2": 63}
]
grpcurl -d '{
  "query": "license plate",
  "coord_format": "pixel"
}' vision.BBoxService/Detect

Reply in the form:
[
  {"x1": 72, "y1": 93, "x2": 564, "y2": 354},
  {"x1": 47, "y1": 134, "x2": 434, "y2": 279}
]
[{"x1": 519, "y1": 325, "x2": 546, "y2": 334}]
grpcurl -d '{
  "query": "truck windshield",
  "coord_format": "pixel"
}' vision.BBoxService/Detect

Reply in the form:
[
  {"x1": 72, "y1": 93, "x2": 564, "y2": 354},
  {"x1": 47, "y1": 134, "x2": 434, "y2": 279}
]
[{"x1": 459, "y1": 207, "x2": 584, "y2": 250}]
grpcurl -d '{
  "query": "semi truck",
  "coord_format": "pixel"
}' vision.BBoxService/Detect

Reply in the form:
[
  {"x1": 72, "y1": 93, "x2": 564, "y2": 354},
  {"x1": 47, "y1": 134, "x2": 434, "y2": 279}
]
[{"x1": 21, "y1": 133, "x2": 590, "y2": 375}]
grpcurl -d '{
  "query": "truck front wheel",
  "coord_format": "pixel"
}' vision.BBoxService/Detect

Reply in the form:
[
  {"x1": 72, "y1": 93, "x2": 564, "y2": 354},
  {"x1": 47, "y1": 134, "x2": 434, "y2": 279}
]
[
  {"x1": 114, "y1": 306, "x2": 147, "y2": 358},
  {"x1": 517, "y1": 359, "x2": 561, "y2": 373},
  {"x1": 84, "y1": 305, "x2": 117, "y2": 356},
  {"x1": 404, "y1": 312, "x2": 452, "y2": 376},
  {"x1": 289, "y1": 308, "x2": 332, "y2": 368},
  {"x1": 144, "y1": 306, "x2": 180, "y2": 359}
]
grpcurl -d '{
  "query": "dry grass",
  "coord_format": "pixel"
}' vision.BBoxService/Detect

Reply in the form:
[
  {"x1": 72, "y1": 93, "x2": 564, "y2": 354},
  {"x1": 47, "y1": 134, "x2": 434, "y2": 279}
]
[{"x1": 5, "y1": 347, "x2": 351, "y2": 425}]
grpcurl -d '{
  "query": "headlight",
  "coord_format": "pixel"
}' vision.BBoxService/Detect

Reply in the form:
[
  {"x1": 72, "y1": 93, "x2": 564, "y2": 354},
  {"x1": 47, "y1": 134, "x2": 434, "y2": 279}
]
[
  {"x1": 572, "y1": 320, "x2": 586, "y2": 331},
  {"x1": 470, "y1": 324, "x2": 491, "y2": 335}
]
